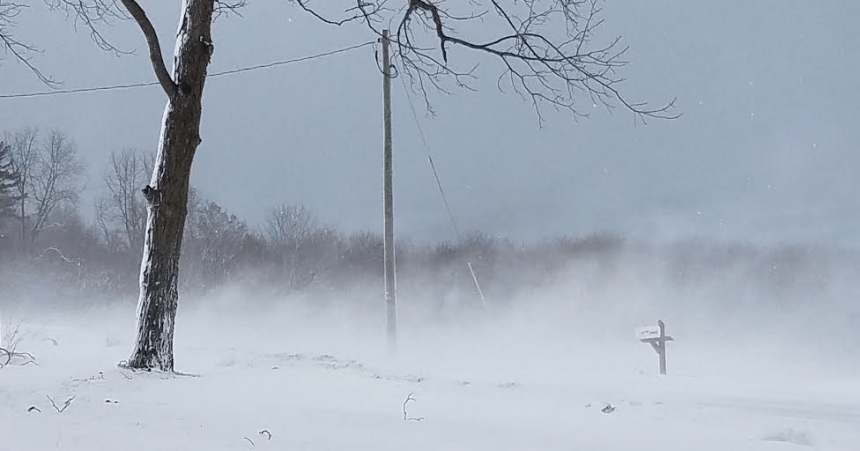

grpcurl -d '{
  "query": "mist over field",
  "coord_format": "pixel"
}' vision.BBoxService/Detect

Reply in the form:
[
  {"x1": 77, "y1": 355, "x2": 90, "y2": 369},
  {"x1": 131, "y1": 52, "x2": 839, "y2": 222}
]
[
  {"x1": 2, "y1": 0, "x2": 859, "y2": 449},
  {"x1": 1, "y1": 156, "x2": 858, "y2": 448},
  {"x1": 4, "y1": 232, "x2": 859, "y2": 380},
  {"x1": 4, "y1": 233, "x2": 860, "y2": 450}
]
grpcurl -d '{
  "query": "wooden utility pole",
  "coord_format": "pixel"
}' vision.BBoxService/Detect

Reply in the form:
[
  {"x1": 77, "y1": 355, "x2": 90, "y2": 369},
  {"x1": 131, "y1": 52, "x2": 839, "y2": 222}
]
[{"x1": 381, "y1": 29, "x2": 397, "y2": 351}]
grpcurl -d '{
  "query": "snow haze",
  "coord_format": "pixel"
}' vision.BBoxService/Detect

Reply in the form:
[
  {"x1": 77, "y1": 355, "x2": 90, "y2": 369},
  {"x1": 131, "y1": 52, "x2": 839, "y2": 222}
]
[
  {"x1": 3, "y1": 242, "x2": 860, "y2": 450},
  {"x1": 1, "y1": 1, "x2": 859, "y2": 450}
]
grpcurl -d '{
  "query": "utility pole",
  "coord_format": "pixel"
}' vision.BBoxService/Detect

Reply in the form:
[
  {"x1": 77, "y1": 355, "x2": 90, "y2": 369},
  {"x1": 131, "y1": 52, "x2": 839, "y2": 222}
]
[{"x1": 381, "y1": 29, "x2": 397, "y2": 352}]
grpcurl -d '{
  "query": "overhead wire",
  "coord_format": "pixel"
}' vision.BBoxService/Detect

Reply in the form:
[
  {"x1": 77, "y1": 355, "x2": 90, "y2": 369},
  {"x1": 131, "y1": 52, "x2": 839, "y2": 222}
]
[
  {"x1": 0, "y1": 40, "x2": 376, "y2": 99},
  {"x1": 397, "y1": 69, "x2": 486, "y2": 304},
  {"x1": 398, "y1": 72, "x2": 462, "y2": 241}
]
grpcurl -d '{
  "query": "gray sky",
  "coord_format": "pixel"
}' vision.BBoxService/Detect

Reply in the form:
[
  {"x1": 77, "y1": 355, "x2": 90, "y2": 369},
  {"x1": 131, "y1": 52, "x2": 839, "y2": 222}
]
[{"x1": 1, "y1": 1, "x2": 858, "y2": 247}]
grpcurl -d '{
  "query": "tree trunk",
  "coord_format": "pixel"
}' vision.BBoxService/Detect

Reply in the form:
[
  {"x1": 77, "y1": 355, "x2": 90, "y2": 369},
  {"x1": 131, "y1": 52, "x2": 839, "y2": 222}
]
[{"x1": 127, "y1": 0, "x2": 215, "y2": 372}]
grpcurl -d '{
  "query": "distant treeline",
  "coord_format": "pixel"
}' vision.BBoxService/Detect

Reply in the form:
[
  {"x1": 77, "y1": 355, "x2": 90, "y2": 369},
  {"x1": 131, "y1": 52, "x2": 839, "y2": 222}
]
[{"x1": 2, "y1": 127, "x2": 858, "y2": 320}]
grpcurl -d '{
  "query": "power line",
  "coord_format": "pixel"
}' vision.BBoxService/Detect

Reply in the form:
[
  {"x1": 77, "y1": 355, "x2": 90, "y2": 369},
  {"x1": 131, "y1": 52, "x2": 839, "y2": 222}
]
[
  {"x1": 208, "y1": 41, "x2": 374, "y2": 77},
  {"x1": 399, "y1": 69, "x2": 429, "y2": 149},
  {"x1": 0, "y1": 41, "x2": 376, "y2": 99},
  {"x1": 1, "y1": 81, "x2": 160, "y2": 98},
  {"x1": 398, "y1": 70, "x2": 486, "y2": 304},
  {"x1": 398, "y1": 72, "x2": 460, "y2": 241},
  {"x1": 428, "y1": 155, "x2": 460, "y2": 241}
]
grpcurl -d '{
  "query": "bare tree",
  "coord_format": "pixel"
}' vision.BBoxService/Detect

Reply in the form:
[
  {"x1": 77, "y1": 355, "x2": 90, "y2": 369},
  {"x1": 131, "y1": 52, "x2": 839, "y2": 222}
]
[
  {"x1": 118, "y1": 0, "x2": 219, "y2": 371},
  {"x1": 1, "y1": 0, "x2": 237, "y2": 370},
  {"x1": 330, "y1": 230, "x2": 384, "y2": 288},
  {"x1": 184, "y1": 199, "x2": 249, "y2": 289},
  {"x1": 96, "y1": 149, "x2": 154, "y2": 252},
  {"x1": 265, "y1": 204, "x2": 317, "y2": 248},
  {"x1": 293, "y1": 0, "x2": 676, "y2": 123},
  {"x1": 28, "y1": 130, "x2": 87, "y2": 244},
  {"x1": 263, "y1": 204, "x2": 340, "y2": 291},
  {"x1": 30, "y1": 0, "x2": 240, "y2": 371},
  {"x1": 264, "y1": 204, "x2": 321, "y2": 290},
  {"x1": 3, "y1": 127, "x2": 39, "y2": 243}
]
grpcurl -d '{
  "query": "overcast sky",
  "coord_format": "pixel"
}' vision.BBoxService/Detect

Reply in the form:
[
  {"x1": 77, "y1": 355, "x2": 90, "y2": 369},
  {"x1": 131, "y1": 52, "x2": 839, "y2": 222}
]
[{"x1": 1, "y1": 1, "x2": 858, "y2": 247}]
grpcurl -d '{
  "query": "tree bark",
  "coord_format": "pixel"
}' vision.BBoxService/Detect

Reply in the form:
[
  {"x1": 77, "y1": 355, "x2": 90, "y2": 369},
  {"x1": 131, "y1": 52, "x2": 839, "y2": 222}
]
[{"x1": 126, "y1": 0, "x2": 215, "y2": 372}]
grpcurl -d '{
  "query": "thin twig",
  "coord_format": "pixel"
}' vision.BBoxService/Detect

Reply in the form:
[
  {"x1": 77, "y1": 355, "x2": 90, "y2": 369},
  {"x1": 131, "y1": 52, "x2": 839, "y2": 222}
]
[
  {"x1": 402, "y1": 392, "x2": 425, "y2": 421},
  {"x1": 0, "y1": 319, "x2": 36, "y2": 368},
  {"x1": 47, "y1": 395, "x2": 75, "y2": 413},
  {"x1": 295, "y1": 0, "x2": 679, "y2": 125}
]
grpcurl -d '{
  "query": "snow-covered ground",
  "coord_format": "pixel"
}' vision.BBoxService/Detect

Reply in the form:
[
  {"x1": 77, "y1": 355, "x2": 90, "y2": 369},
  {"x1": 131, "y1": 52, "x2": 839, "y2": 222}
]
[{"x1": 1, "y1": 295, "x2": 858, "y2": 451}]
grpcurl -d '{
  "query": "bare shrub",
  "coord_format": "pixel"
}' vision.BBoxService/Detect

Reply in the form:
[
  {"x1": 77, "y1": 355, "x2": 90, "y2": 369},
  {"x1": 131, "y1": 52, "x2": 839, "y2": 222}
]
[{"x1": 0, "y1": 318, "x2": 35, "y2": 368}]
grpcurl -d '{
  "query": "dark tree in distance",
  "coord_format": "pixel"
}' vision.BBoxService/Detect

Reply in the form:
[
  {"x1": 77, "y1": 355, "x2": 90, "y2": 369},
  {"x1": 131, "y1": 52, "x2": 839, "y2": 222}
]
[
  {"x1": 3, "y1": 127, "x2": 39, "y2": 244},
  {"x1": 96, "y1": 149, "x2": 155, "y2": 253},
  {"x1": 27, "y1": 130, "x2": 87, "y2": 244},
  {"x1": 0, "y1": 141, "x2": 21, "y2": 222}
]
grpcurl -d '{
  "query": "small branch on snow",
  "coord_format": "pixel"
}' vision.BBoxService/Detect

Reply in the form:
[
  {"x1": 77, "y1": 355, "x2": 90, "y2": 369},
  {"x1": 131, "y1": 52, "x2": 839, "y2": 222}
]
[
  {"x1": 402, "y1": 392, "x2": 425, "y2": 422},
  {"x1": 47, "y1": 395, "x2": 75, "y2": 413},
  {"x1": 0, "y1": 347, "x2": 36, "y2": 367},
  {"x1": 243, "y1": 429, "x2": 272, "y2": 446},
  {"x1": 71, "y1": 371, "x2": 105, "y2": 383}
]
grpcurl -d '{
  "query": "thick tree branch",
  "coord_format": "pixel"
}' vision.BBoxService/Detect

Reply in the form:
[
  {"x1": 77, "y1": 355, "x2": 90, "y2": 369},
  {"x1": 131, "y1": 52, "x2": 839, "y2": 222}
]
[
  {"x1": 23, "y1": 1, "x2": 239, "y2": 95},
  {"x1": 409, "y1": 0, "x2": 449, "y2": 62},
  {"x1": 119, "y1": 0, "x2": 177, "y2": 99}
]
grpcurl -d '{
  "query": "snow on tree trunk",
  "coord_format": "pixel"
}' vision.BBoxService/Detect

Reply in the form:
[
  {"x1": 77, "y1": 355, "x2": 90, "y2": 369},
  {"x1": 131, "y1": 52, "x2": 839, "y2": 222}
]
[{"x1": 127, "y1": 0, "x2": 215, "y2": 372}]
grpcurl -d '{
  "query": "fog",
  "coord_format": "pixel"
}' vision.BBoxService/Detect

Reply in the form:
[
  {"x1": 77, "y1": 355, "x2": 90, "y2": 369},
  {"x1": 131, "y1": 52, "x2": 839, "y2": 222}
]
[
  {"x1": 2, "y1": 2, "x2": 859, "y2": 449},
  {"x1": 6, "y1": 236, "x2": 859, "y2": 383},
  {"x1": 3, "y1": 234, "x2": 859, "y2": 448}
]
